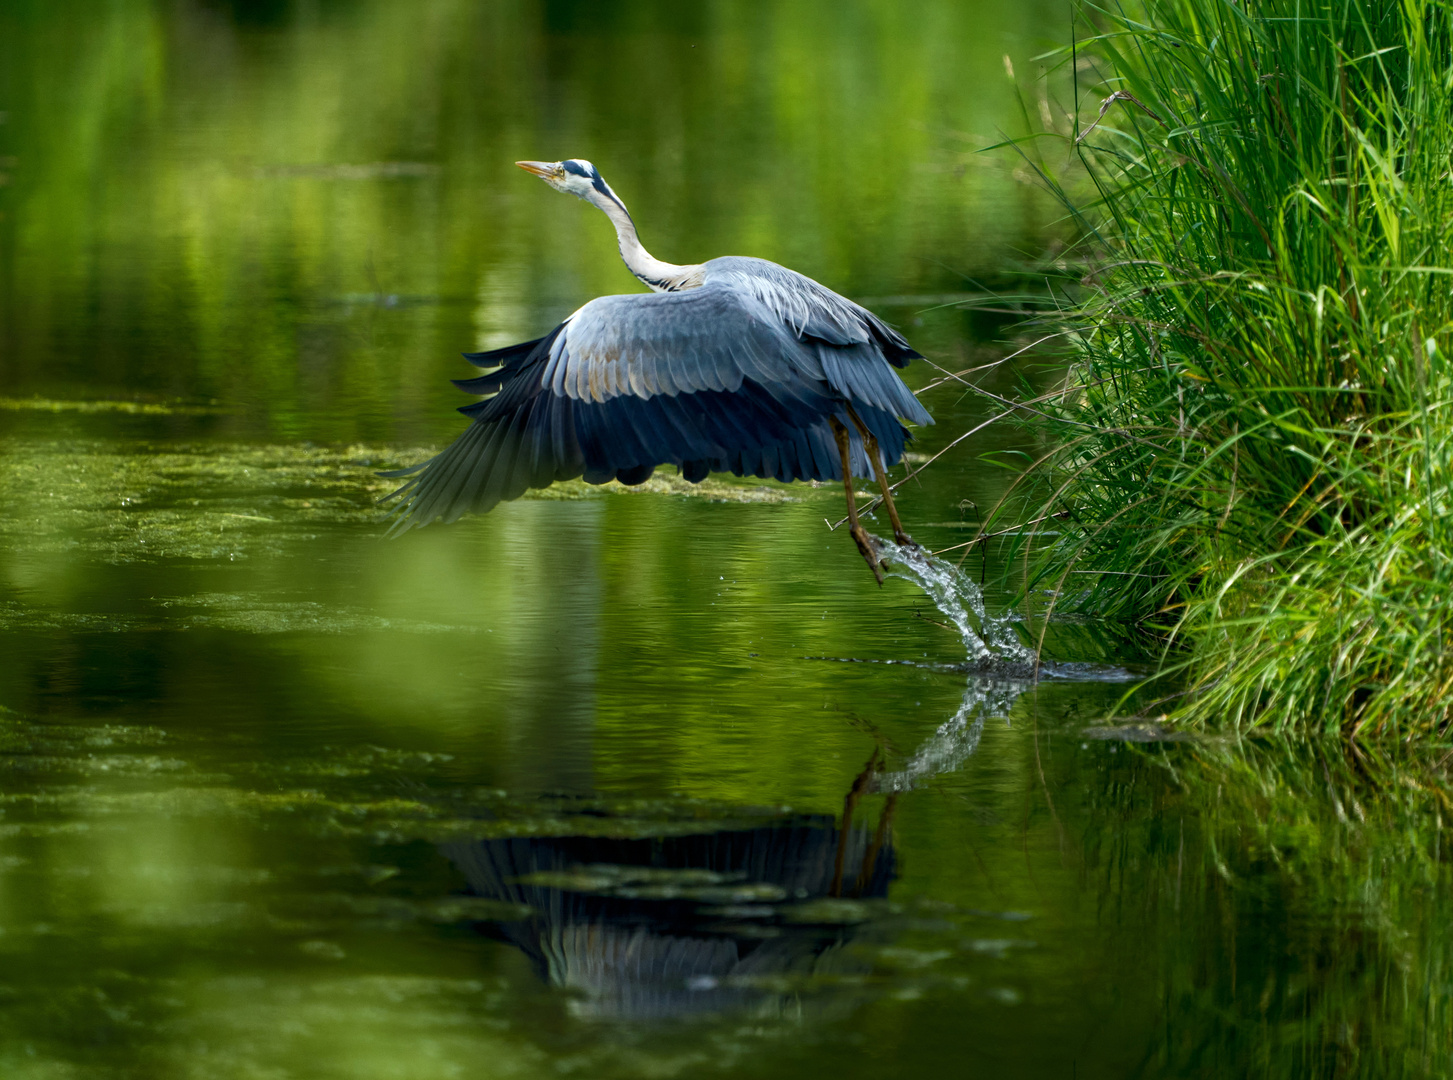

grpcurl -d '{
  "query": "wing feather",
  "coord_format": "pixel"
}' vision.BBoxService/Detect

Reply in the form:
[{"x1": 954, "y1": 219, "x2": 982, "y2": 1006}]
[
  {"x1": 382, "y1": 259, "x2": 932, "y2": 530},
  {"x1": 525, "y1": 397, "x2": 559, "y2": 489},
  {"x1": 548, "y1": 284, "x2": 783, "y2": 403}
]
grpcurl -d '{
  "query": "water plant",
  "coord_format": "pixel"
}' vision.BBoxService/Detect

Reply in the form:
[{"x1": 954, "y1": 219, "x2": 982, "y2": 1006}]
[{"x1": 986, "y1": 0, "x2": 1453, "y2": 734}]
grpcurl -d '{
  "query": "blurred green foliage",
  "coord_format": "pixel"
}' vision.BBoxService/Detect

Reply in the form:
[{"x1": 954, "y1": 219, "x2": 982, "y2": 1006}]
[{"x1": 0, "y1": 0, "x2": 1060, "y2": 443}]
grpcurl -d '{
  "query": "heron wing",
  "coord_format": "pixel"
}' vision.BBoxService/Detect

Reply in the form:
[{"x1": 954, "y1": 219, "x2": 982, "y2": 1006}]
[
  {"x1": 381, "y1": 272, "x2": 930, "y2": 530},
  {"x1": 542, "y1": 267, "x2": 932, "y2": 426}
]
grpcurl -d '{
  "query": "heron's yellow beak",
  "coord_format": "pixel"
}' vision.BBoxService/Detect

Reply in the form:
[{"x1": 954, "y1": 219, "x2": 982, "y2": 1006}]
[{"x1": 515, "y1": 161, "x2": 557, "y2": 178}]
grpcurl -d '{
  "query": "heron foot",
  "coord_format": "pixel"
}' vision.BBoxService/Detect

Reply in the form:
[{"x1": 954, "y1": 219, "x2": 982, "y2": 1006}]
[
  {"x1": 893, "y1": 529, "x2": 918, "y2": 550},
  {"x1": 850, "y1": 524, "x2": 885, "y2": 585}
]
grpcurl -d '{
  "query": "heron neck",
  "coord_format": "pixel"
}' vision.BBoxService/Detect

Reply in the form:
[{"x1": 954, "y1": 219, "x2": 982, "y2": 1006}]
[{"x1": 594, "y1": 195, "x2": 691, "y2": 292}]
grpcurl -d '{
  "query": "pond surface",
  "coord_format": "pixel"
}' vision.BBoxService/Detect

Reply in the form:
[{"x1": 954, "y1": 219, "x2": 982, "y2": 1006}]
[{"x1": 1, "y1": 2, "x2": 1450, "y2": 1078}]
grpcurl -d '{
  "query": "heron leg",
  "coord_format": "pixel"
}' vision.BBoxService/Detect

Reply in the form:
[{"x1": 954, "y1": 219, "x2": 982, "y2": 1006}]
[
  {"x1": 831, "y1": 747, "x2": 882, "y2": 898},
  {"x1": 845, "y1": 405, "x2": 915, "y2": 548},
  {"x1": 852, "y1": 792, "x2": 898, "y2": 898},
  {"x1": 830, "y1": 416, "x2": 883, "y2": 585}
]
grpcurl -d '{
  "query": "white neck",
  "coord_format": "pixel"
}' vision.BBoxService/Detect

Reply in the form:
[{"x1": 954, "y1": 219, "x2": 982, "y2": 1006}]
[{"x1": 588, "y1": 191, "x2": 694, "y2": 292}]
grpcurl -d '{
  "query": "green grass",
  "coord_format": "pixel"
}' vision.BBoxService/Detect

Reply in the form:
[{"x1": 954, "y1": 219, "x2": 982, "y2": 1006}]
[{"x1": 984, "y1": 0, "x2": 1453, "y2": 735}]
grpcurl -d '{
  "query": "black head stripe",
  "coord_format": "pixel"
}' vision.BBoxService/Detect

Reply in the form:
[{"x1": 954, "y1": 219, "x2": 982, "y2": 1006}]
[
  {"x1": 562, "y1": 160, "x2": 590, "y2": 177},
  {"x1": 588, "y1": 174, "x2": 627, "y2": 213}
]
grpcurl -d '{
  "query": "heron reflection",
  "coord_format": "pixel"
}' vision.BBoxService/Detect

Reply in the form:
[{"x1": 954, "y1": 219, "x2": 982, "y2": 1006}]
[
  {"x1": 445, "y1": 803, "x2": 893, "y2": 1021},
  {"x1": 443, "y1": 676, "x2": 1027, "y2": 1021}
]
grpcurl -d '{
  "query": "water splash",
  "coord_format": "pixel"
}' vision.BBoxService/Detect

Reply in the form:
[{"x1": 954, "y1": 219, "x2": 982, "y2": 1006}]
[
  {"x1": 853, "y1": 542, "x2": 1134, "y2": 795},
  {"x1": 806, "y1": 539, "x2": 1140, "y2": 797},
  {"x1": 876, "y1": 539, "x2": 1035, "y2": 670}
]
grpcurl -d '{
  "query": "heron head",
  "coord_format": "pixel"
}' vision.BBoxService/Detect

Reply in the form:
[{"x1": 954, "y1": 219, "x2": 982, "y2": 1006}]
[{"x1": 516, "y1": 158, "x2": 628, "y2": 214}]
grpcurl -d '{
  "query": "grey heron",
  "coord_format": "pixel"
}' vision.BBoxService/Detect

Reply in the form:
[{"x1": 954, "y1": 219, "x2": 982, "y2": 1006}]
[{"x1": 382, "y1": 158, "x2": 934, "y2": 581}]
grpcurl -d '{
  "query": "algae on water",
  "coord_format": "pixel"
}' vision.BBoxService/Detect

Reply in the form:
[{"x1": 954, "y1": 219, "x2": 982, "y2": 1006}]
[{"x1": 0, "y1": 439, "x2": 804, "y2": 564}]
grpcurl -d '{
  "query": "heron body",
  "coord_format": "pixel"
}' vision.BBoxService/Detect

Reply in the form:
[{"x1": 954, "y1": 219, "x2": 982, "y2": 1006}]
[{"x1": 383, "y1": 158, "x2": 933, "y2": 579}]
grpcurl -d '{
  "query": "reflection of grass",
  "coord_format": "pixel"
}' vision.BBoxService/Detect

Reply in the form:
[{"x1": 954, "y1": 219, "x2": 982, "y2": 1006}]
[
  {"x1": 996, "y1": 0, "x2": 1453, "y2": 733},
  {"x1": 1081, "y1": 734, "x2": 1453, "y2": 1076}
]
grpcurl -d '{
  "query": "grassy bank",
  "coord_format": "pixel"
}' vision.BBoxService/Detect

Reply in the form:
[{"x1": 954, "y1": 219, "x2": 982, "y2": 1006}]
[{"x1": 989, "y1": 0, "x2": 1453, "y2": 735}]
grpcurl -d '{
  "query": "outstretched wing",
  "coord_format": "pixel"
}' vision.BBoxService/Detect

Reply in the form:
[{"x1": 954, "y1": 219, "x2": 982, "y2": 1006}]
[{"x1": 382, "y1": 272, "x2": 931, "y2": 531}]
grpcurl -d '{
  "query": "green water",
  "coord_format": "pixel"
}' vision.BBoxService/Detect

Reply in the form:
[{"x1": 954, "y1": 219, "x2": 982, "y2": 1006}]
[{"x1": 0, "y1": 2, "x2": 1449, "y2": 1077}]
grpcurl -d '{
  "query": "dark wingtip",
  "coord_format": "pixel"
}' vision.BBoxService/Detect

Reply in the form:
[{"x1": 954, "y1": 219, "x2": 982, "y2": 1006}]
[
  {"x1": 615, "y1": 463, "x2": 655, "y2": 486},
  {"x1": 885, "y1": 345, "x2": 925, "y2": 368},
  {"x1": 452, "y1": 372, "x2": 506, "y2": 394},
  {"x1": 376, "y1": 461, "x2": 429, "y2": 479},
  {"x1": 461, "y1": 335, "x2": 549, "y2": 368}
]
